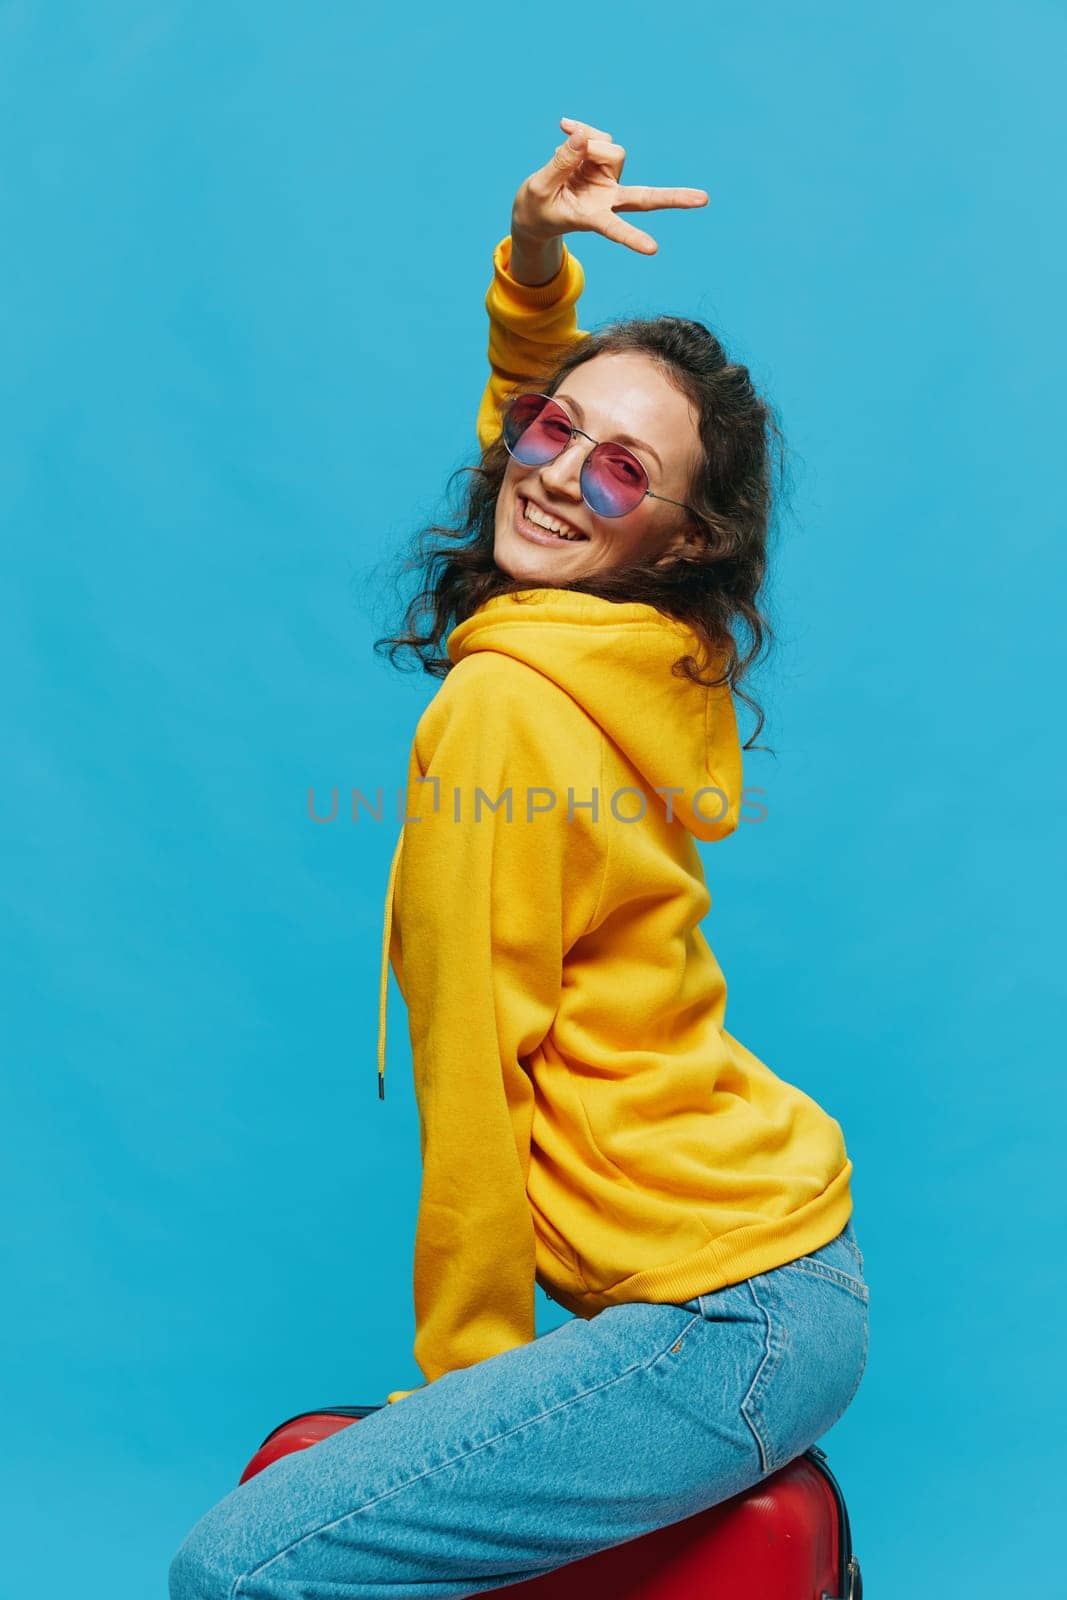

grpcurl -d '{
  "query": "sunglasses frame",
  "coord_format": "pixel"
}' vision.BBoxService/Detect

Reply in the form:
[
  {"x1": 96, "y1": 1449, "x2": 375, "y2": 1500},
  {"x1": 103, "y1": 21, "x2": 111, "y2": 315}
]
[{"x1": 501, "y1": 391, "x2": 699, "y2": 520}]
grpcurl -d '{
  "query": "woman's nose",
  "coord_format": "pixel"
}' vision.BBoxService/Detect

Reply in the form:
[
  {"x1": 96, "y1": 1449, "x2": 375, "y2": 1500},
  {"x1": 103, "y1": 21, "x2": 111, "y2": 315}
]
[{"x1": 537, "y1": 438, "x2": 586, "y2": 500}]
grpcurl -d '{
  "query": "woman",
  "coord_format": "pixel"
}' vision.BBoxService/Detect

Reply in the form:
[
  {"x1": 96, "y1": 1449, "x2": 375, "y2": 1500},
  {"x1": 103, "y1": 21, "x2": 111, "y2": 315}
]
[{"x1": 170, "y1": 116, "x2": 869, "y2": 1600}]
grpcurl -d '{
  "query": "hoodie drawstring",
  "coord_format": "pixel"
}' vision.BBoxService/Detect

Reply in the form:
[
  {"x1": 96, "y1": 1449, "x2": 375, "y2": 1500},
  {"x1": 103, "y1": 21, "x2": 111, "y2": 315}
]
[{"x1": 377, "y1": 826, "x2": 405, "y2": 1101}]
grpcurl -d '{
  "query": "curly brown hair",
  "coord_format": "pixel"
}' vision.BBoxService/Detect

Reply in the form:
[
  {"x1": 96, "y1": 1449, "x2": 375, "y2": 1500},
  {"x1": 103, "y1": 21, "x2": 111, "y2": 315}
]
[{"x1": 372, "y1": 316, "x2": 790, "y2": 753}]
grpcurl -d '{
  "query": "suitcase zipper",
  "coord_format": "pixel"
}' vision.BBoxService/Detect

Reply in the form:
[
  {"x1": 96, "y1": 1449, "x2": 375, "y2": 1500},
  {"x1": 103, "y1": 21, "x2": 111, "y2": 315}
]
[
  {"x1": 254, "y1": 1404, "x2": 384, "y2": 1452},
  {"x1": 805, "y1": 1444, "x2": 863, "y2": 1600}
]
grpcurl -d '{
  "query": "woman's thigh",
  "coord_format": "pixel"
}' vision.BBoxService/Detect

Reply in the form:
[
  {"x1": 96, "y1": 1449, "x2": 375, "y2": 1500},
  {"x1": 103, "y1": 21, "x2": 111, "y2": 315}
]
[{"x1": 169, "y1": 1223, "x2": 869, "y2": 1600}]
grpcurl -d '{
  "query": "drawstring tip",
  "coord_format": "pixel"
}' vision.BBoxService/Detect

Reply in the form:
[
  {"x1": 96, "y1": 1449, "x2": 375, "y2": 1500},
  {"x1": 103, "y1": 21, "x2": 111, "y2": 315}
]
[{"x1": 378, "y1": 1070, "x2": 385, "y2": 1101}]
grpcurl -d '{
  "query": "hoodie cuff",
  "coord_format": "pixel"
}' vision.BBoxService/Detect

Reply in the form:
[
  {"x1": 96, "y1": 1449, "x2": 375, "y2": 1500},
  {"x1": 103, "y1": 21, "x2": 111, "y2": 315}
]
[{"x1": 490, "y1": 234, "x2": 585, "y2": 317}]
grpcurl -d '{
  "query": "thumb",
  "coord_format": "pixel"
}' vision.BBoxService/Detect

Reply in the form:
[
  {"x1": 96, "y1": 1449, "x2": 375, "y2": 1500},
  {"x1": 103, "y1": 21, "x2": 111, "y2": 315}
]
[{"x1": 550, "y1": 130, "x2": 588, "y2": 173}]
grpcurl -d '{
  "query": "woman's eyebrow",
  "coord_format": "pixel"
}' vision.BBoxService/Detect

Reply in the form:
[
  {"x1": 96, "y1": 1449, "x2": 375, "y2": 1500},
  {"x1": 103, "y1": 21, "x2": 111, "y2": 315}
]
[{"x1": 555, "y1": 392, "x2": 663, "y2": 472}]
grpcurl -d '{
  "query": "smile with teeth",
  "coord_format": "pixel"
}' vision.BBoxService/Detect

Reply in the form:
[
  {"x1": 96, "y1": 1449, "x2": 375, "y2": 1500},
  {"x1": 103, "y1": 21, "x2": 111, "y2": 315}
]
[{"x1": 521, "y1": 497, "x2": 588, "y2": 542}]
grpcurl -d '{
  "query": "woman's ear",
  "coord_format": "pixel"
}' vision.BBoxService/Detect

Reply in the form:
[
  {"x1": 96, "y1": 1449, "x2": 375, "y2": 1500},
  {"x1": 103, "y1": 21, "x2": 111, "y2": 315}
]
[{"x1": 656, "y1": 521, "x2": 703, "y2": 565}]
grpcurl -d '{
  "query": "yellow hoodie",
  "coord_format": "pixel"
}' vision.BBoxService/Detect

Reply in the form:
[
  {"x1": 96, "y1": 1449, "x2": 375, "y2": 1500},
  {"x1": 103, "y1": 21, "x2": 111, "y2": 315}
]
[{"x1": 378, "y1": 236, "x2": 854, "y2": 1400}]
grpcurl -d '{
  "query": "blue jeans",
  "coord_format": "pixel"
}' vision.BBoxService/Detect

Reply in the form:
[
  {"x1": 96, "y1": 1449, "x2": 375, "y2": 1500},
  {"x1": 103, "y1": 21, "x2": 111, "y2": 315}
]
[{"x1": 169, "y1": 1220, "x2": 870, "y2": 1599}]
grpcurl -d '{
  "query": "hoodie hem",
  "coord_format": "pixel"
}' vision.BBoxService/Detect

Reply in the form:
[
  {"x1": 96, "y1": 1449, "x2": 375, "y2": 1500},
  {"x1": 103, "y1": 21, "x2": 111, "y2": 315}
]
[{"x1": 541, "y1": 1160, "x2": 854, "y2": 1317}]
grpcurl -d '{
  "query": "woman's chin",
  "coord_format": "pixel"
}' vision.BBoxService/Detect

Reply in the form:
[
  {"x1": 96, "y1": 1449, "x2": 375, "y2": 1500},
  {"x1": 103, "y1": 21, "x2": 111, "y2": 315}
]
[{"x1": 493, "y1": 533, "x2": 545, "y2": 583}]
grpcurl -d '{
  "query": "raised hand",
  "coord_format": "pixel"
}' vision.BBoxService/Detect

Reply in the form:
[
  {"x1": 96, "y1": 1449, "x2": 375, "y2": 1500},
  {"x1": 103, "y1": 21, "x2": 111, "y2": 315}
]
[{"x1": 512, "y1": 115, "x2": 709, "y2": 259}]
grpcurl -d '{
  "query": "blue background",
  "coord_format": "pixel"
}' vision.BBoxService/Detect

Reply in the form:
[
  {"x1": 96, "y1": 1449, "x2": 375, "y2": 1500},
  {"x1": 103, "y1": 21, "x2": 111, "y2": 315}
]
[{"x1": 2, "y1": 2, "x2": 1063, "y2": 1595}]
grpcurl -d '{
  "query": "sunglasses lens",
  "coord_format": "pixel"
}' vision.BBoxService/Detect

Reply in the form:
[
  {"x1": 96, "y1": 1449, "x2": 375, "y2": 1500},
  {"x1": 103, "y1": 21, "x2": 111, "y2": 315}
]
[
  {"x1": 582, "y1": 443, "x2": 648, "y2": 517},
  {"x1": 502, "y1": 395, "x2": 572, "y2": 465},
  {"x1": 502, "y1": 394, "x2": 650, "y2": 518}
]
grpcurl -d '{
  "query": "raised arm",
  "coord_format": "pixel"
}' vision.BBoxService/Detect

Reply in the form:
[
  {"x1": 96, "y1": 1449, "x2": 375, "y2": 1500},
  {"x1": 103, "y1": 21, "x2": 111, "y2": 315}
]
[
  {"x1": 476, "y1": 116, "x2": 711, "y2": 452},
  {"x1": 475, "y1": 237, "x2": 588, "y2": 454}
]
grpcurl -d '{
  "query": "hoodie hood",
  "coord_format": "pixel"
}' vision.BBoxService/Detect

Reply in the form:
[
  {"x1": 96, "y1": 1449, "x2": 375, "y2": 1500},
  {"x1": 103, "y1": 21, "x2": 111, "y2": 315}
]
[
  {"x1": 376, "y1": 587, "x2": 743, "y2": 1099},
  {"x1": 448, "y1": 588, "x2": 743, "y2": 841}
]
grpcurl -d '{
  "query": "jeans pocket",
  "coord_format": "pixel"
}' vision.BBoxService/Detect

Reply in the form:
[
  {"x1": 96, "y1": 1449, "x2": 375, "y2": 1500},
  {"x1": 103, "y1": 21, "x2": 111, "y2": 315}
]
[{"x1": 782, "y1": 1222, "x2": 870, "y2": 1305}]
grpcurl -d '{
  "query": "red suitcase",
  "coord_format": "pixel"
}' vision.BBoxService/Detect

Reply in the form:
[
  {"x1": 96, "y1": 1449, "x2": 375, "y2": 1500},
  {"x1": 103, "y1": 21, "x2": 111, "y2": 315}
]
[{"x1": 240, "y1": 1404, "x2": 863, "y2": 1598}]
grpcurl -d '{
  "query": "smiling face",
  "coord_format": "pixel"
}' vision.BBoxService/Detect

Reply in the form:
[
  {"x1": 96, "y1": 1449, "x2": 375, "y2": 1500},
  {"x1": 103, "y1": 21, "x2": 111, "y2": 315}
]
[{"x1": 493, "y1": 351, "x2": 704, "y2": 582}]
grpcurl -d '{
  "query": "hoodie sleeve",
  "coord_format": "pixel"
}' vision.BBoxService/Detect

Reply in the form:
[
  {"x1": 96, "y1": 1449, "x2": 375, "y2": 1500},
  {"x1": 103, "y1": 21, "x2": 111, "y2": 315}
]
[
  {"x1": 394, "y1": 653, "x2": 605, "y2": 1387},
  {"x1": 476, "y1": 234, "x2": 589, "y2": 453}
]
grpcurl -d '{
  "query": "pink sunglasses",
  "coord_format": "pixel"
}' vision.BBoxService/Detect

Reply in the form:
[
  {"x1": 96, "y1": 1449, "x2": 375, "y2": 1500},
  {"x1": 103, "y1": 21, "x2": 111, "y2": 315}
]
[{"x1": 502, "y1": 392, "x2": 697, "y2": 520}]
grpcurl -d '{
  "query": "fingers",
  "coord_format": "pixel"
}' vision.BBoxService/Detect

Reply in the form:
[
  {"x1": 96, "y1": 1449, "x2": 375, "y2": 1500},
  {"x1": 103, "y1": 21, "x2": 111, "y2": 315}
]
[
  {"x1": 549, "y1": 128, "x2": 593, "y2": 174},
  {"x1": 549, "y1": 130, "x2": 627, "y2": 186},
  {"x1": 540, "y1": 118, "x2": 707, "y2": 255},
  {"x1": 560, "y1": 115, "x2": 613, "y2": 142},
  {"x1": 553, "y1": 117, "x2": 619, "y2": 174},
  {"x1": 585, "y1": 138, "x2": 627, "y2": 174},
  {"x1": 613, "y1": 184, "x2": 710, "y2": 213},
  {"x1": 595, "y1": 211, "x2": 659, "y2": 256}
]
